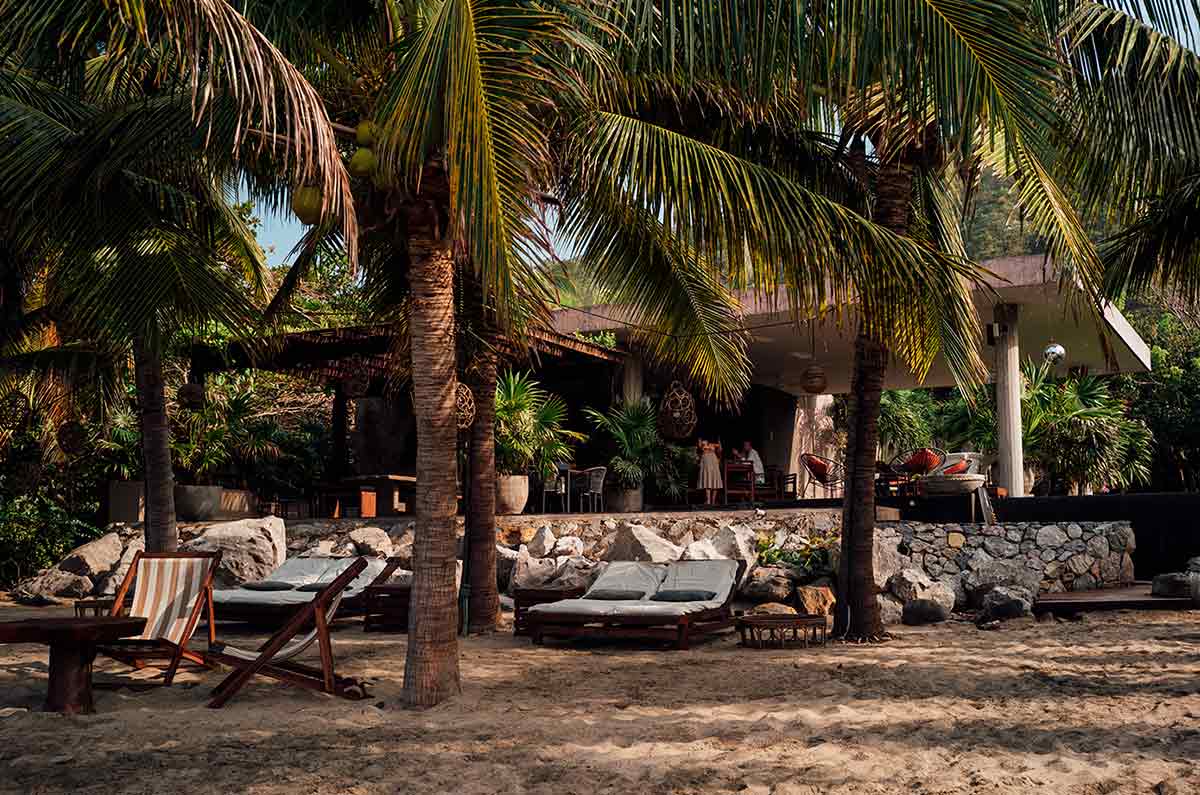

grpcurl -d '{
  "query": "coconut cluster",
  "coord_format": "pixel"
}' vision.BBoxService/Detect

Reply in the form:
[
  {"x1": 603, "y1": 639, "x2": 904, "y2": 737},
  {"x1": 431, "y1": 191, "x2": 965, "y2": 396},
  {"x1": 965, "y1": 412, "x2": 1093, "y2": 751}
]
[{"x1": 289, "y1": 119, "x2": 380, "y2": 226}]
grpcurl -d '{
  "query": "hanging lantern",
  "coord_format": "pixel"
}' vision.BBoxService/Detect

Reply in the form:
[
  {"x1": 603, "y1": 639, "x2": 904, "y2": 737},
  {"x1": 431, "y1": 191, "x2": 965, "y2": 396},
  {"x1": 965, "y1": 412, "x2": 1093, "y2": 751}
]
[
  {"x1": 56, "y1": 420, "x2": 89, "y2": 456},
  {"x1": 456, "y1": 383, "x2": 476, "y2": 430},
  {"x1": 178, "y1": 382, "x2": 206, "y2": 410},
  {"x1": 342, "y1": 372, "x2": 370, "y2": 398},
  {"x1": 658, "y1": 381, "x2": 697, "y2": 439},
  {"x1": 1043, "y1": 341, "x2": 1066, "y2": 366},
  {"x1": 0, "y1": 392, "x2": 30, "y2": 430},
  {"x1": 801, "y1": 364, "x2": 828, "y2": 394}
]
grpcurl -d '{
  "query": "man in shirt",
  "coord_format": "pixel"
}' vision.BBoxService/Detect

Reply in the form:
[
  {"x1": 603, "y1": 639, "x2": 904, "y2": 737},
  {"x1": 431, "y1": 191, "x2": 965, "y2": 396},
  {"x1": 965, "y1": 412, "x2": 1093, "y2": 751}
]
[{"x1": 740, "y1": 440, "x2": 765, "y2": 485}]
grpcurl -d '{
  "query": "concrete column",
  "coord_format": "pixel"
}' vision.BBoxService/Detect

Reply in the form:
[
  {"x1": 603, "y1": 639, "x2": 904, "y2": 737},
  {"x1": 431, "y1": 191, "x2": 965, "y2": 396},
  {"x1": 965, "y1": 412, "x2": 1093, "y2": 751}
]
[
  {"x1": 994, "y1": 304, "x2": 1024, "y2": 497},
  {"x1": 622, "y1": 355, "x2": 644, "y2": 403}
]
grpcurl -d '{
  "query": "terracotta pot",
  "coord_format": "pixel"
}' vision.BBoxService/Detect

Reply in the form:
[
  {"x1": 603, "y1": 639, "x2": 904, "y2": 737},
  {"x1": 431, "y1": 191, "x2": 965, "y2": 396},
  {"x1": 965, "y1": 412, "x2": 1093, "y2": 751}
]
[
  {"x1": 495, "y1": 474, "x2": 530, "y2": 516},
  {"x1": 606, "y1": 485, "x2": 643, "y2": 513}
]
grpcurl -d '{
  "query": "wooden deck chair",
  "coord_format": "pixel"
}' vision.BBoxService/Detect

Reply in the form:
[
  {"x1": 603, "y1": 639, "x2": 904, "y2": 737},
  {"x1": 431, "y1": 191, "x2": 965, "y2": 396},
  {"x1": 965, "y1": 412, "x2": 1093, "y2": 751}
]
[
  {"x1": 98, "y1": 551, "x2": 222, "y2": 685},
  {"x1": 206, "y1": 557, "x2": 369, "y2": 708}
]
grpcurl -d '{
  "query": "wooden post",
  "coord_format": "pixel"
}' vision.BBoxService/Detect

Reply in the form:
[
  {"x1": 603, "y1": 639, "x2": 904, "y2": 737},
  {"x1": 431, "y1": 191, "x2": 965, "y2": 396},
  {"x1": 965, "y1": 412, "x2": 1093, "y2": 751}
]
[{"x1": 994, "y1": 304, "x2": 1025, "y2": 497}]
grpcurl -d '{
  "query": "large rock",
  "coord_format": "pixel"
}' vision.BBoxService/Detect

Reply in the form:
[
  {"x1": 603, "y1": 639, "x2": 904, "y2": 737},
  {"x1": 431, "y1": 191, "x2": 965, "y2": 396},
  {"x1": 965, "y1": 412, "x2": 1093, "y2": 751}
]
[
  {"x1": 551, "y1": 535, "x2": 584, "y2": 558},
  {"x1": 1035, "y1": 525, "x2": 1068, "y2": 548},
  {"x1": 548, "y1": 557, "x2": 603, "y2": 592},
  {"x1": 97, "y1": 536, "x2": 144, "y2": 596},
  {"x1": 508, "y1": 546, "x2": 558, "y2": 591},
  {"x1": 527, "y1": 526, "x2": 557, "y2": 558},
  {"x1": 680, "y1": 539, "x2": 723, "y2": 560},
  {"x1": 903, "y1": 598, "x2": 949, "y2": 625},
  {"x1": 13, "y1": 569, "x2": 95, "y2": 605},
  {"x1": 496, "y1": 545, "x2": 520, "y2": 592},
  {"x1": 1085, "y1": 534, "x2": 1110, "y2": 560},
  {"x1": 978, "y1": 585, "x2": 1033, "y2": 621},
  {"x1": 602, "y1": 523, "x2": 682, "y2": 563},
  {"x1": 889, "y1": 568, "x2": 934, "y2": 603},
  {"x1": 795, "y1": 585, "x2": 836, "y2": 619},
  {"x1": 748, "y1": 602, "x2": 797, "y2": 615},
  {"x1": 939, "y1": 575, "x2": 969, "y2": 611},
  {"x1": 873, "y1": 528, "x2": 910, "y2": 590},
  {"x1": 348, "y1": 526, "x2": 393, "y2": 558},
  {"x1": 180, "y1": 516, "x2": 287, "y2": 586},
  {"x1": 58, "y1": 533, "x2": 123, "y2": 578},
  {"x1": 964, "y1": 559, "x2": 1040, "y2": 607},
  {"x1": 741, "y1": 565, "x2": 799, "y2": 603},
  {"x1": 712, "y1": 524, "x2": 759, "y2": 569},
  {"x1": 1104, "y1": 523, "x2": 1136, "y2": 553},
  {"x1": 877, "y1": 593, "x2": 905, "y2": 625},
  {"x1": 1151, "y1": 572, "x2": 1194, "y2": 598}
]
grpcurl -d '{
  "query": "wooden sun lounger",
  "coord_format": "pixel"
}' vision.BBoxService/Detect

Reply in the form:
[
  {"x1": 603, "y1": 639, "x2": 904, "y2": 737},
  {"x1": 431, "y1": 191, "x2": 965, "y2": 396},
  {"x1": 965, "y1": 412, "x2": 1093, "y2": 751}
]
[
  {"x1": 206, "y1": 557, "x2": 369, "y2": 707},
  {"x1": 97, "y1": 551, "x2": 221, "y2": 685},
  {"x1": 528, "y1": 560, "x2": 747, "y2": 650}
]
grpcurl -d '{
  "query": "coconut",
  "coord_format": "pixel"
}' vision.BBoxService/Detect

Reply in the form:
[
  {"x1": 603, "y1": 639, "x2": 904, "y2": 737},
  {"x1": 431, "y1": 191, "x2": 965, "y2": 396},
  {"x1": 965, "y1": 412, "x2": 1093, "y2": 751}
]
[
  {"x1": 290, "y1": 186, "x2": 323, "y2": 225},
  {"x1": 349, "y1": 147, "x2": 377, "y2": 178},
  {"x1": 355, "y1": 121, "x2": 377, "y2": 146}
]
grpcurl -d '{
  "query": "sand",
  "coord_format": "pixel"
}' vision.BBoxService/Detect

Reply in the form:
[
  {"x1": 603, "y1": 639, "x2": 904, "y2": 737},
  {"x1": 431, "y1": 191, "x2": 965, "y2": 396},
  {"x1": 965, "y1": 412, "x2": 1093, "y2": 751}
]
[{"x1": 1, "y1": 600, "x2": 1198, "y2": 795}]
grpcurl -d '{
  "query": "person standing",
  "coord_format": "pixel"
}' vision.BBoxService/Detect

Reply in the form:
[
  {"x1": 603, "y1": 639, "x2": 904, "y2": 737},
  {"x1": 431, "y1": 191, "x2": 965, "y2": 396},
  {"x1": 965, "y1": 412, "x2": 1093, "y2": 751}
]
[{"x1": 697, "y1": 437, "x2": 723, "y2": 505}]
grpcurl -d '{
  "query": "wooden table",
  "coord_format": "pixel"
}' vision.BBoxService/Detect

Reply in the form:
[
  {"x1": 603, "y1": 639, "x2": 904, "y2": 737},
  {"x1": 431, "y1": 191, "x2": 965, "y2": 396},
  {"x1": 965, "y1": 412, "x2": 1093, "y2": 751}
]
[
  {"x1": 0, "y1": 616, "x2": 147, "y2": 714},
  {"x1": 723, "y1": 461, "x2": 757, "y2": 504},
  {"x1": 736, "y1": 614, "x2": 827, "y2": 649}
]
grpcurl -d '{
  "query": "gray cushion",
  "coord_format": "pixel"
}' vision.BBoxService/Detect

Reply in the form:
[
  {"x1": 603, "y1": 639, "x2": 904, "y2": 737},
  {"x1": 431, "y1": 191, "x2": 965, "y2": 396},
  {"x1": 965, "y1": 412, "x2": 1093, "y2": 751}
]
[
  {"x1": 651, "y1": 589, "x2": 717, "y2": 602},
  {"x1": 295, "y1": 582, "x2": 334, "y2": 592},
  {"x1": 584, "y1": 589, "x2": 645, "y2": 601},
  {"x1": 242, "y1": 581, "x2": 295, "y2": 592}
]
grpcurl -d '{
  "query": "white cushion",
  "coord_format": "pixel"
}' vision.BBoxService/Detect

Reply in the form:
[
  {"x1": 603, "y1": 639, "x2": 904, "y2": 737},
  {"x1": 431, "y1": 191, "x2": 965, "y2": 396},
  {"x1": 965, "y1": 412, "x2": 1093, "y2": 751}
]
[
  {"x1": 266, "y1": 557, "x2": 342, "y2": 585},
  {"x1": 659, "y1": 559, "x2": 739, "y2": 604},
  {"x1": 528, "y1": 599, "x2": 621, "y2": 618},
  {"x1": 584, "y1": 562, "x2": 666, "y2": 600}
]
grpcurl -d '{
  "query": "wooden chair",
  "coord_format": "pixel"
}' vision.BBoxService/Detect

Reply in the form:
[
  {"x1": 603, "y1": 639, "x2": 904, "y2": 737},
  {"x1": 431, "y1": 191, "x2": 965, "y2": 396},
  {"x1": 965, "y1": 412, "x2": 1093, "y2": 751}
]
[
  {"x1": 541, "y1": 470, "x2": 568, "y2": 513},
  {"x1": 578, "y1": 466, "x2": 607, "y2": 513},
  {"x1": 799, "y1": 453, "x2": 844, "y2": 497},
  {"x1": 764, "y1": 465, "x2": 798, "y2": 500},
  {"x1": 98, "y1": 551, "x2": 221, "y2": 686},
  {"x1": 207, "y1": 557, "x2": 369, "y2": 708}
]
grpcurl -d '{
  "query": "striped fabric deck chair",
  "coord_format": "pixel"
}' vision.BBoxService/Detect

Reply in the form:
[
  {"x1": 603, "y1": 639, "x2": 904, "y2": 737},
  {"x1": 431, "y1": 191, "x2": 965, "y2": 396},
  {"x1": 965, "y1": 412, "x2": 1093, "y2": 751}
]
[
  {"x1": 98, "y1": 551, "x2": 221, "y2": 685},
  {"x1": 207, "y1": 557, "x2": 369, "y2": 708}
]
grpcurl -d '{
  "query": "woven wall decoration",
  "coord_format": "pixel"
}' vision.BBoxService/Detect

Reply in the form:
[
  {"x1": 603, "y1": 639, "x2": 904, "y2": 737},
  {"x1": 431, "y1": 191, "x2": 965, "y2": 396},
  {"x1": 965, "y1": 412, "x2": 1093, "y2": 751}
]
[
  {"x1": 658, "y1": 381, "x2": 697, "y2": 439},
  {"x1": 801, "y1": 364, "x2": 828, "y2": 394},
  {"x1": 456, "y1": 383, "x2": 476, "y2": 430}
]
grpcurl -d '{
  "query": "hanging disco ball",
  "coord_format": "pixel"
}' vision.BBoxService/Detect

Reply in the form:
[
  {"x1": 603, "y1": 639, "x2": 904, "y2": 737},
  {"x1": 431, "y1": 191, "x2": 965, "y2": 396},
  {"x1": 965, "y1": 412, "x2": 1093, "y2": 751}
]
[{"x1": 1043, "y1": 342, "x2": 1066, "y2": 366}]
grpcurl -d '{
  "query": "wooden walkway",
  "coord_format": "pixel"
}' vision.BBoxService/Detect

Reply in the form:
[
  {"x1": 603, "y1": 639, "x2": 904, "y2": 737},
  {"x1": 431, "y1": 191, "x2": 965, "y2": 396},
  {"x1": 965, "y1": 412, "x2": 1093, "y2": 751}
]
[{"x1": 1034, "y1": 582, "x2": 1195, "y2": 615}]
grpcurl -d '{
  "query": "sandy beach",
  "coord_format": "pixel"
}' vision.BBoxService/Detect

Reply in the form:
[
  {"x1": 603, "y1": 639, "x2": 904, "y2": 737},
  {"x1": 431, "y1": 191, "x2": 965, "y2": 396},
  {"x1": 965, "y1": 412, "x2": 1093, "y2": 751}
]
[{"x1": 1, "y1": 601, "x2": 1198, "y2": 795}]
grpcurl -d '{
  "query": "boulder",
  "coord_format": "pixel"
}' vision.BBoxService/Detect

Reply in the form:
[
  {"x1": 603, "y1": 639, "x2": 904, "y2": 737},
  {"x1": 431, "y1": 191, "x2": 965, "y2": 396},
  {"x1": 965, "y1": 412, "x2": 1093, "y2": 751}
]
[
  {"x1": 741, "y1": 565, "x2": 799, "y2": 603},
  {"x1": 548, "y1": 557, "x2": 602, "y2": 591},
  {"x1": 180, "y1": 516, "x2": 287, "y2": 586},
  {"x1": 496, "y1": 545, "x2": 520, "y2": 591},
  {"x1": 58, "y1": 533, "x2": 123, "y2": 579},
  {"x1": 977, "y1": 585, "x2": 1033, "y2": 621},
  {"x1": 795, "y1": 584, "x2": 836, "y2": 619},
  {"x1": 1104, "y1": 523, "x2": 1136, "y2": 553},
  {"x1": 1186, "y1": 556, "x2": 1200, "y2": 574},
  {"x1": 301, "y1": 538, "x2": 337, "y2": 557},
  {"x1": 680, "y1": 539, "x2": 723, "y2": 560},
  {"x1": 964, "y1": 559, "x2": 1040, "y2": 607},
  {"x1": 902, "y1": 598, "x2": 949, "y2": 625},
  {"x1": 982, "y1": 537, "x2": 1019, "y2": 558},
  {"x1": 888, "y1": 568, "x2": 934, "y2": 603},
  {"x1": 527, "y1": 526, "x2": 557, "y2": 558},
  {"x1": 550, "y1": 535, "x2": 584, "y2": 558},
  {"x1": 1085, "y1": 534, "x2": 1110, "y2": 560},
  {"x1": 508, "y1": 547, "x2": 559, "y2": 592},
  {"x1": 712, "y1": 524, "x2": 759, "y2": 569},
  {"x1": 877, "y1": 593, "x2": 905, "y2": 625},
  {"x1": 873, "y1": 528, "x2": 910, "y2": 589},
  {"x1": 1151, "y1": 572, "x2": 1194, "y2": 598},
  {"x1": 13, "y1": 569, "x2": 95, "y2": 605},
  {"x1": 1035, "y1": 525, "x2": 1068, "y2": 548},
  {"x1": 923, "y1": 581, "x2": 958, "y2": 615},
  {"x1": 602, "y1": 523, "x2": 682, "y2": 563},
  {"x1": 747, "y1": 602, "x2": 797, "y2": 615},
  {"x1": 97, "y1": 536, "x2": 144, "y2": 596},
  {"x1": 348, "y1": 526, "x2": 393, "y2": 558}
]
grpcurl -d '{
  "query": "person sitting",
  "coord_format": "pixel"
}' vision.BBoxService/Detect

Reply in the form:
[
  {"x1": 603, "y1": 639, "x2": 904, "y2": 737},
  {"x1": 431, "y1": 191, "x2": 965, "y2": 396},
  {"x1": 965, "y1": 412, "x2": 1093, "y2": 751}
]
[{"x1": 739, "y1": 440, "x2": 765, "y2": 485}]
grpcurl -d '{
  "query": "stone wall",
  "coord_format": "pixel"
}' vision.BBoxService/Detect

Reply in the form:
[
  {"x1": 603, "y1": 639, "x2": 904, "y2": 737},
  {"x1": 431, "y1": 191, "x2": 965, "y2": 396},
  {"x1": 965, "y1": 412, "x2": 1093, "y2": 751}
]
[{"x1": 890, "y1": 521, "x2": 1136, "y2": 596}]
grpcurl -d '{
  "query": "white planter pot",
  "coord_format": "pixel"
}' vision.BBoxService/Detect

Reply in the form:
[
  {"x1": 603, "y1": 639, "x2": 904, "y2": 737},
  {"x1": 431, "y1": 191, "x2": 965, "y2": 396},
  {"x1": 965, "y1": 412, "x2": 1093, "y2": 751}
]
[{"x1": 495, "y1": 474, "x2": 530, "y2": 516}]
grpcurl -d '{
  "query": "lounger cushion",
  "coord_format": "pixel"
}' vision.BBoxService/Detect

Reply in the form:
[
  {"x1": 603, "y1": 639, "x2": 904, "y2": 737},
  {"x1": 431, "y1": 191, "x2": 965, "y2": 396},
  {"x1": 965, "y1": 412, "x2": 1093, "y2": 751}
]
[
  {"x1": 583, "y1": 561, "x2": 666, "y2": 601},
  {"x1": 651, "y1": 589, "x2": 717, "y2": 602},
  {"x1": 659, "y1": 559, "x2": 739, "y2": 604},
  {"x1": 584, "y1": 589, "x2": 646, "y2": 601},
  {"x1": 242, "y1": 581, "x2": 296, "y2": 591},
  {"x1": 269, "y1": 557, "x2": 347, "y2": 585},
  {"x1": 295, "y1": 582, "x2": 334, "y2": 592}
]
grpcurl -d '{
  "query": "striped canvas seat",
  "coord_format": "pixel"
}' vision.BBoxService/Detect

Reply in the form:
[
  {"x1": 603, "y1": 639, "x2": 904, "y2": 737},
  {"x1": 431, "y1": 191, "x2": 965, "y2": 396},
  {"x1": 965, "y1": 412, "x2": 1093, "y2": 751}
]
[
  {"x1": 127, "y1": 556, "x2": 215, "y2": 645},
  {"x1": 99, "y1": 551, "x2": 221, "y2": 686}
]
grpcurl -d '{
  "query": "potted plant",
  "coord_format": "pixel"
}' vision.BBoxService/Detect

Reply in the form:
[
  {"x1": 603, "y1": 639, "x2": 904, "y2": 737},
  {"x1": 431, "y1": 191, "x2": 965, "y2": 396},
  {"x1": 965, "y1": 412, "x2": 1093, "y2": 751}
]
[
  {"x1": 585, "y1": 398, "x2": 679, "y2": 512},
  {"x1": 493, "y1": 371, "x2": 584, "y2": 515}
]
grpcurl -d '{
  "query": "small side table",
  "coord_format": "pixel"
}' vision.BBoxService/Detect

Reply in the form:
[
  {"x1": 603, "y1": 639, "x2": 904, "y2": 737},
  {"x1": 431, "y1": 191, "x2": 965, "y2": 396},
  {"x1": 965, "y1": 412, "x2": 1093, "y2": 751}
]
[
  {"x1": 512, "y1": 586, "x2": 585, "y2": 636},
  {"x1": 0, "y1": 617, "x2": 147, "y2": 713},
  {"x1": 737, "y1": 614, "x2": 827, "y2": 649},
  {"x1": 74, "y1": 598, "x2": 116, "y2": 617}
]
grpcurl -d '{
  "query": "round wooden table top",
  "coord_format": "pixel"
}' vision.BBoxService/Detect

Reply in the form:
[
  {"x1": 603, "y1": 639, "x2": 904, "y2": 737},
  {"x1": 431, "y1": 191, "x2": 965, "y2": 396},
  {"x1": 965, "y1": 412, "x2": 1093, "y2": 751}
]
[{"x1": 0, "y1": 616, "x2": 147, "y2": 645}]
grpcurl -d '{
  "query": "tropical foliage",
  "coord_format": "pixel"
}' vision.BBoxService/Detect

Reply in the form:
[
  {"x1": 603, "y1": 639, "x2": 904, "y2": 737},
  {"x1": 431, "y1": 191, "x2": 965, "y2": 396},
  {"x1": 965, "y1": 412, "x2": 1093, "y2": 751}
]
[
  {"x1": 583, "y1": 399, "x2": 694, "y2": 500},
  {"x1": 493, "y1": 371, "x2": 583, "y2": 481}
]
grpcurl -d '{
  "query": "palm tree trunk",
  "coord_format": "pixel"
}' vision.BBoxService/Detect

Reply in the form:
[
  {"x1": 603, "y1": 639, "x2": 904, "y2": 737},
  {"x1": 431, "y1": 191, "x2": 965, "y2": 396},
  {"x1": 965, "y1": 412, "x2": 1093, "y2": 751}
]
[
  {"x1": 467, "y1": 344, "x2": 500, "y2": 633},
  {"x1": 402, "y1": 231, "x2": 462, "y2": 708},
  {"x1": 834, "y1": 151, "x2": 915, "y2": 639},
  {"x1": 133, "y1": 333, "x2": 177, "y2": 552}
]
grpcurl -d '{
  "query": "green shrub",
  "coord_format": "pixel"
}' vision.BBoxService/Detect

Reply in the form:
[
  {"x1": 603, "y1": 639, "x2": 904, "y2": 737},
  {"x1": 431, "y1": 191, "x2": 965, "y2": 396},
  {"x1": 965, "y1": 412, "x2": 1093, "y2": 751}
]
[
  {"x1": 0, "y1": 495, "x2": 102, "y2": 589},
  {"x1": 756, "y1": 527, "x2": 840, "y2": 578}
]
